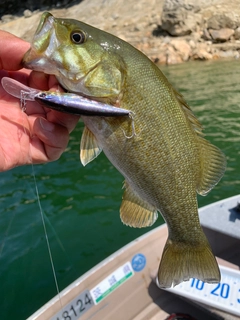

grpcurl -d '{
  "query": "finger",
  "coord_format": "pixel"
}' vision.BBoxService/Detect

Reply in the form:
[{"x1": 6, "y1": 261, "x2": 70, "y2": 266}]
[
  {"x1": 0, "y1": 31, "x2": 30, "y2": 70},
  {"x1": 29, "y1": 73, "x2": 80, "y2": 133},
  {"x1": 23, "y1": 88, "x2": 80, "y2": 133},
  {"x1": 46, "y1": 109, "x2": 80, "y2": 133},
  {"x1": 28, "y1": 71, "x2": 51, "y2": 90},
  {"x1": 28, "y1": 72, "x2": 62, "y2": 90},
  {"x1": 31, "y1": 117, "x2": 70, "y2": 162}
]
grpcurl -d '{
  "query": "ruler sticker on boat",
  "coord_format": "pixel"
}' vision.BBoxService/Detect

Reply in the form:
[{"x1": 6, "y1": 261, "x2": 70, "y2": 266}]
[
  {"x1": 165, "y1": 265, "x2": 240, "y2": 316},
  {"x1": 90, "y1": 261, "x2": 134, "y2": 304},
  {"x1": 50, "y1": 289, "x2": 94, "y2": 320}
]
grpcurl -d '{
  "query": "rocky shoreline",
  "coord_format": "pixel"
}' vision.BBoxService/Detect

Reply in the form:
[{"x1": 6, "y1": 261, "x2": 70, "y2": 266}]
[{"x1": 1, "y1": 0, "x2": 240, "y2": 65}]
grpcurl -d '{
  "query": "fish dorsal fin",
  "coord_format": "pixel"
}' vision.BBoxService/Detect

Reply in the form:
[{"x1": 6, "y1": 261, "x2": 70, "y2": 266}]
[
  {"x1": 197, "y1": 137, "x2": 226, "y2": 195},
  {"x1": 120, "y1": 181, "x2": 158, "y2": 228},
  {"x1": 80, "y1": 126, "x2": 102, "y2": 166},
  {"x1": 173, "y1": 88, "x2": 226, "y2": 195},
  {"x1": 174, "y1": 88, "x2": 204, "y2": 136}
]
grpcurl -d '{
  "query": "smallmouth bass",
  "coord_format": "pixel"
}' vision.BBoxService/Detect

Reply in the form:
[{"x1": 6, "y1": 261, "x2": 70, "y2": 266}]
[{"x1": 23, "y1": 12, "x2": 226, "y2": 288}]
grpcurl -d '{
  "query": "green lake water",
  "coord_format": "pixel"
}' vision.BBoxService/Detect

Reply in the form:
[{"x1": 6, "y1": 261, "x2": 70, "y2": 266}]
[{"x1": 0, "y1": 59, "x2": 240, "y2": 319}]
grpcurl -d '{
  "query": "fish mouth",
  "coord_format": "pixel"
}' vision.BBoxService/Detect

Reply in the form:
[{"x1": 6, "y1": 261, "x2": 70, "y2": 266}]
[
  {"x1": 22, "y1": 12, "x2": 89, "y2": 92},
  {"x1": 22, "y1": 12, "x2": 59, "y2": 74},
  {"x1": 22, "y1": 12, "x2": 117, "y2": 103}
]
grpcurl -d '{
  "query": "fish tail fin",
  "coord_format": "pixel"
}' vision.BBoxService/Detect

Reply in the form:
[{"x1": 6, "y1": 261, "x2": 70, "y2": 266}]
[{"x1": 157, "y1": 238, "x2": 220, "y2": 288}]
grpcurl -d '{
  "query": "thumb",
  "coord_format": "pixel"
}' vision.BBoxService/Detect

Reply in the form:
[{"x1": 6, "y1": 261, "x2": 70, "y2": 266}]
[{"x1": 0, "y1": 31, "x2": 30, "y2": 70}]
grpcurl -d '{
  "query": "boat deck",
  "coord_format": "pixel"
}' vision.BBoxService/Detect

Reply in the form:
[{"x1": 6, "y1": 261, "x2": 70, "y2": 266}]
[{"x1": 28, "y1": 195, "x2": 240, "y2": 320}]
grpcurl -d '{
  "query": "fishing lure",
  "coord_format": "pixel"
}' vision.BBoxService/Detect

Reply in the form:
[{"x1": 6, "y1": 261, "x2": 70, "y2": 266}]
[{"x1": 1, "y1": 77, "x2": 130, "y2": 117}]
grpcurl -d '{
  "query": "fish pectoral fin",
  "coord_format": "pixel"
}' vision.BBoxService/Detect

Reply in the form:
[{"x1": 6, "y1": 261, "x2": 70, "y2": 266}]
[
  {"x1": 197, "y1": 137, "x2": 226, "y2": 195},
  {"x1": 158, "y1": 237, "x2": 220, "y2": 288},
  {"x1": 120, "y1": 181, "x2": 158, "y2": 228},
  {"x1": 80, "y1": 126, "x2": 102, "y2": 166}
]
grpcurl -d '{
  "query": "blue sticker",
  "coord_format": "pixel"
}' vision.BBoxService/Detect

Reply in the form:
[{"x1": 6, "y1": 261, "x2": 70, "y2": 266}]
[{"x1": 131, "y1": 253, "x2": 146, "y2": 272}]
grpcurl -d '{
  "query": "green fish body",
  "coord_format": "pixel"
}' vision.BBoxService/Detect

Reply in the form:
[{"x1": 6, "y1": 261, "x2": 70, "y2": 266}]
[{"x1": 23, "y1": 12, "x2": 226, "y2": 288}]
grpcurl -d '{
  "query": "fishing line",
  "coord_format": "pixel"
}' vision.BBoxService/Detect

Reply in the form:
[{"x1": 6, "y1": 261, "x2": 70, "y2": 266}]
[
  {"x1": 31, "y1": 163, "x2": 63, "y2": 310},
  {"x1": 0, "y1": 92, "x2": 29, "y2": 260},
  {"x1": 0, "y1": 209, "x2": 16, "y2": 258},
  {"x1": 20, "y1": 95, "x2": 63, "y2": 310}
]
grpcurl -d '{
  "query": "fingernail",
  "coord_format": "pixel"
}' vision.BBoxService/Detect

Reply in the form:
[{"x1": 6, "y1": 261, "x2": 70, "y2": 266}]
[{"x1": 40, "y1": 118, "x2": 55, "y2": 132}]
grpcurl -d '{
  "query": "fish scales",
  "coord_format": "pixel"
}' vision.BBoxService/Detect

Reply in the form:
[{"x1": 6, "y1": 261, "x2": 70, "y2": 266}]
[{"x1": 23, "y1": 12, "x2": 226, "y2": 288}]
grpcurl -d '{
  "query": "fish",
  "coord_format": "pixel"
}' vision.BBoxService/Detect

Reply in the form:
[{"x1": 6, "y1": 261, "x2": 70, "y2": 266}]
[
  {"x1": 23, "y1": 12, "x2": 226, "y2": 288},
  {"x1": 1, "y1": 77, "x2": 130, "y2": 117}
]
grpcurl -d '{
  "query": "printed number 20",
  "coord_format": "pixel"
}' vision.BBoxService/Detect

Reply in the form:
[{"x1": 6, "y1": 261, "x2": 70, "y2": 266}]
[{"x1": 211, "y1": 283, "x2": 230, "y2": 299}]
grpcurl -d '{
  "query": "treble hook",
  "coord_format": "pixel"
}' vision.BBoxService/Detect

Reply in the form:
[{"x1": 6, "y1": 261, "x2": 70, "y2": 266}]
[{"x1": 122, "y1": 112, "x2": 142, "y2": 139}]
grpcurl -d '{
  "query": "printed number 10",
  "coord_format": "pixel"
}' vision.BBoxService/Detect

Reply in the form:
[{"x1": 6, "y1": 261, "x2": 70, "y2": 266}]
[{"x1": 190, "y1": 279, "x2": 204, "y2": 290}]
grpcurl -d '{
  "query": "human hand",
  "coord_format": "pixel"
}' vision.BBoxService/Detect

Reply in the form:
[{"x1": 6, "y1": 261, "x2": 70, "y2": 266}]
[{"x1": 0, "y1": 31, "x2": 80, "y2": 171}]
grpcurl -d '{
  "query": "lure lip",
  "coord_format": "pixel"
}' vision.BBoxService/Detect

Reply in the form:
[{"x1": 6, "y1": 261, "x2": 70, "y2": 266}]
[
  {"x1": 1, "y1": 77, "x2": 130, "y2": 117},
  {"x1": 1, "y1": 77, "x2": 40, "y2": 101}
]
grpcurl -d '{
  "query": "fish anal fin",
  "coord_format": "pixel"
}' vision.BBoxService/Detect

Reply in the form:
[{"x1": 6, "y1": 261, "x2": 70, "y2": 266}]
[
  {"x1": 120, "y1": 181, "x2": 158, "y2": 228},
  {"x1": 158, "y1": 238, "x2": 220, "y2": 288},
  {"x1": 197, "y1": 137, "x2": 226, "y2": 195},
  {"x1": 80, "y1": 126, "x2": 102, "y2": 166}
]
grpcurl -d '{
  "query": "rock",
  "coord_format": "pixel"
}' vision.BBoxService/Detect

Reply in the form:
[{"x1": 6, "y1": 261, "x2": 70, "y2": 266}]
[
  {"x1": 209, "y1": 28, "x2": 234, "y2": 42},
  {"x1": 193, "y1": 49, "x2": 212, "y2": 60},
  {"x1": 161, "y1": 0, "x2": 240, "y2": 40},
  {"x1": 166, "y1": 46, "x2": 183, "y2": 64},
  {"x1": 234, "y1": 27, "x2": 240, "y2": 40},
  {"x1": 160, "y1": 0, "x2": 221, "y2": 36},
  {"x1": 217, "y1": 50, "x2": 240, "y2": 59},
  {"x1": 207, "y1": 13, "x2": 240, "y2": 30},
  {"x1": 1, "y1": 14, "x2": 15, "y2": 23},
  {"x1": 154, "y1": 50, "x2": 168, "y2": 65},
  {"x1": 235, "y1": 51, "x2": 240, "y2": 59},
  {"x1": 23, "y1": 10, "x2": 33, "y2": 18},
  {"x1": 202, "y1": 28, "x2": 212, "y2": 40},
  {"x1": 192, "y1": 42, "x2": 212, "y2": 60},
  {"x1": 191, "y1": 31, "x2": 202, "y2": 42},
  {"x1": 161, "y1": 0, "x2": 201, "y2": 36},
  {"x1": 212, "y1": 41, "x2": 240, "y2": 51},
  {"x1": 170, "y1": 39, "x2": 191, "y2": 61},
  {"x1": 188, "y1": 39, "x2": 196, "y2": 49}
]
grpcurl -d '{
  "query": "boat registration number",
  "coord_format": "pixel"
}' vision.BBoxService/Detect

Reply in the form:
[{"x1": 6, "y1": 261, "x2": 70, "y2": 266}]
[
  {"x1": 50, "y1": 289, "x2": 93, "y2": 320},
  {"x1": 166, "y1": 265, "x2": 240, "y2": 316}
]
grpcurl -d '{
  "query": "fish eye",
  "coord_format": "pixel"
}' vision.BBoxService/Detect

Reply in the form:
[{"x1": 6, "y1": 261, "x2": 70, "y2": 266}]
[
  {"x1": 38, "y1": 93, "x2": 47, "y2": 98},
  {"x1": 70, "y1": 31, "x2": 86, "y2": 44}
]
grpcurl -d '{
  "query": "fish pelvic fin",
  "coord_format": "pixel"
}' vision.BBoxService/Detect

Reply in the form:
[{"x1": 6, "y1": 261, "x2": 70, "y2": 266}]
[
  {"x1": 80, "y1": 126, "x2": 102, "y2": 166},
  {"x1": 120, "y1": 181, "x2": 158, "y2": 228},
  {"x1": 197, "y1": 137, "x2": 226, "y2": 195},
  {"x1": 157, "y1": 238, "x2": 220, "y2": 288}
]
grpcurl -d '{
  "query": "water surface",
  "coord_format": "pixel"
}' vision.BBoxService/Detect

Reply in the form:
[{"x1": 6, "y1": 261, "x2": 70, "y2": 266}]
[{"x1": 0, "y1": 59, "x2": 240, "y2": 319}]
